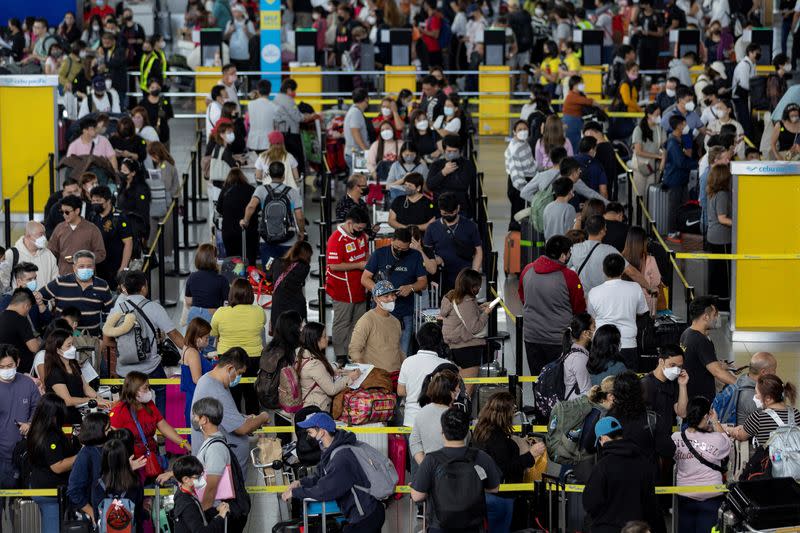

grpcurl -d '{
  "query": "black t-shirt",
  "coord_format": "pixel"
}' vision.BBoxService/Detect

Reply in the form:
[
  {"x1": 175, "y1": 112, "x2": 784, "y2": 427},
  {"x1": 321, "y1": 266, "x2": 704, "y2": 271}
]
[
  {"x1": 45, "y1": 364, "x2": 85, "y2": 424},
  {"x1": 389, "y1": 195, "x2": 437, "y2": 228},
  {"x1": 642, "y1": 372, "x2": 679, "y2": 434},
  {"x1": 185, "y1": 270, "x2": 230, "y2": 309},
  {"x1": 0, "y1": 310, "x2": 36, "y2": 373},
  {"x1": 603, "y1": 220, "x2": 630, "y2": 252},
  {"x1": 91, "y1": 211, "x2": 133, "y2": 272},
  {"x1": 680, "y1": 328, "x2": 718, "y2": 402},
  {"x1": 139, "y1": 96, "x2": 174, "y2": 142},
  {"x1": 637, "y1": 11, "x2": 664, "y2": 40},
  {"x1": 30, "y1": 432, "x2": 76, "y2": 489}
]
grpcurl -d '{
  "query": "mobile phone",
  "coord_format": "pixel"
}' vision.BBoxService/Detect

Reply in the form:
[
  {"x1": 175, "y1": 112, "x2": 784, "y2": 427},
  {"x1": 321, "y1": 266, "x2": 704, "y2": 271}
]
[{"x1": 488, "y1": 296, "x2": 502, "y2": 309}]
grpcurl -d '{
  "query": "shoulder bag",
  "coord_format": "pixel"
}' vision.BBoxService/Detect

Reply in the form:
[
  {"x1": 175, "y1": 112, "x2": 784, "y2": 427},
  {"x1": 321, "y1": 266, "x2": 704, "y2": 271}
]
[{"x1": 452, "y1": 299, "x2": 488, "y2": 339}]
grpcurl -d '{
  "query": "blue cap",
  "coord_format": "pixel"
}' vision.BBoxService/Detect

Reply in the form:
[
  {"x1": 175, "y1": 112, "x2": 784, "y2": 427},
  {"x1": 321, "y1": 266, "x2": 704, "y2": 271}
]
[
  {"x1": 594, "y1": 416, "x2": 622, "y2": 446},
  {"x1": 466, "y1": 3, "x2": 479, "y2": 15},
  {"x1": 373, "y1": 280, "x2": 398, "y2": 298},
  {"x1": 297, "y1": 412, "x2": 337, "y2": 434}
]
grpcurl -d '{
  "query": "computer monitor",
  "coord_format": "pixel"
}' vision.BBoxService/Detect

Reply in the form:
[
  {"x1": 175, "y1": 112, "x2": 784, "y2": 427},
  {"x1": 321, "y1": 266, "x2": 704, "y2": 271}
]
[
  {"x1": 751, "y1": 28, "x2": 773, "y2": 66},
  {"x1": 579, "y1": 30, "x2": 603, "y2": 66},
  {"x1": 677, "y1": 29, "x2": 700, "y2": 58},
  {"x1": 200, "y1": 29, "x2": 222, "y2": 67},
  {"x1": 295, "y1": 29, "x2": 317, "y2": 64},
  {"x1": 484, "y1": 29, "x2": 505, "y2": 66},
  {"x1": 389, "y1": 29, "x2": 412, "y2": 66}
]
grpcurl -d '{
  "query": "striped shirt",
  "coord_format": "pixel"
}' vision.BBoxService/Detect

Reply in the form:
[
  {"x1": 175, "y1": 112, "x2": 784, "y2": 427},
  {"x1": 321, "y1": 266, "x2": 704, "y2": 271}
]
[
  {"x1": 40, "y1": 274, "x2": 113, "y2": 336},
  {"x1": 505, "y1": 138, "x2": 537, "y2": 191},
  {"x1": 744, "y1": 406, "x2": 800, "y2": 447}
]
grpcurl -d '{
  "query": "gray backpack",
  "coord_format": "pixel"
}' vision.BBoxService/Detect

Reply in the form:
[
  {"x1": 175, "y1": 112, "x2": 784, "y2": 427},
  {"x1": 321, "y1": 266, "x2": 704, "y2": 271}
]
[
  {"x1": 329, "y1": 441, "x2": 398, "y2": 515},
  {"x1": 765, "y1": 408, "x2": 800, "y2": 480},
  {"x1": 258, "y1": 185, "x2": 294, "y2": 244},
  {"x1": 114, "y1": 300, "x2": 157, "y2": 366},
  {"x1": 146, "y1": 168, "x2": 170, "y2": 218}
]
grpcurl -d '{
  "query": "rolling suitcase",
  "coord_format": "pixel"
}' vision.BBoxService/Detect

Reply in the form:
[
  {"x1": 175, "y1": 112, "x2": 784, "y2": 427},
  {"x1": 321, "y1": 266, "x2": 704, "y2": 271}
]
[
  {"x1": 12, "y1": 499, "x2": 41, "y2": 533},
  {"x1": 504, "y1": 231, "x2": 522, "y2": 276},
  {"x1": 388, "y1": 434, "x2": 407, "y2": 499},
  {"x1": 725, "y1": 478, "x2": 800, "y2": 530},
  {"x1": 647, "y1": 183, "x2": 670, "y2": 236}
]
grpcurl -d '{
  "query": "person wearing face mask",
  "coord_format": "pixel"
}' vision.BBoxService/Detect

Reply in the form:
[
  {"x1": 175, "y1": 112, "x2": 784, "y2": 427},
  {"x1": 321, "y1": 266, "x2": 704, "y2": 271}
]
[
  {"x1": 168, "y1": 454, "x2": 230, "y2": 533},
  {"x1": 372, "y1": 97, "x2": 404, "y2": 138},
  {"x1": 367, "y1": 121, "x2": 401, "y2": 180},
  {"x1": 220, "y1": 101, "x2": 248, "y2": 155},
  {"x1": 732, "y1": 43, "x2": 761, "y2": 138},
  {"x1": 110, "y1": 371, "x2": 190, "y2": 478},
  {"x1": 679, "y1": 296, "x2": 736, "y2": 403},
  {"x1": 224, "y1": 5, "x2": 255, "y2": 70},
  {"x1": 119, "y1": 8, "x2": 145, "y2": 69},
  {"x1": 728, "y1": 374, "x2": 799, "y2": 448},
  {"x1": 561, "y1": 76, "x2": 594, "y2": 151},
  {"x1": 111, "y1": 116, "x2": 147, "y2": 163},
  {"x1": 660, "y1": 86, "x2": 704, "y2": 138},
  {"x1": 0, "y1": 263, "x2": 52, "y2": 333},
  {"x1": 427, "y1": 136, "x2": 476, "y2": 219},
  {"x1": 42, "y1": 328, "x2": 109, "y2": 424},
  {"x1": 642, "y1": 345, "x2": 689, "y2": 433},
  {"x1": 191, "y1": 348, "x2": 270, "y2": 473},
  {"x1": 432, "y1": 94, "x2": 464, "y2": 142},
  {"x1": 670, "y1": 396, "x2": 730, "y2": 533},
  {"x1": 47, "y1": 195, "x2": 107, "y2": 276},
  {"x1": 656, "y1": 77, "x2": 679, "y2": 113},
  {"x1": 78, "y1": 75, "x2": 122, "y2": 118},
  {"x1": 0, "y1": 221, "x2": 58, "y2": 290},
  {"x1": 281, "y1": 412, "x2": 388, "y2": 532},
  {"x1": 769, "y1": 103, "x2": 800, "y2": 161},
  {"x1": 386, "y1": 142, "x2": 430, "y2": 202},
  {"x1": 732, "y1": 352, "x2": 777, "y2": 425},
  {"x1": 388, "y1": 172, "x2": 437, "y2": 231},
  {"x1": 560, "y1": 313, "x2": 596, "y2": 399},
  {"x1": 631, "y1": 104, "x2": 666, "y2": 198},
  {"x1": 88, "y1": 185, "x2": 133, "y2": 291},
  {"x1": 116, "y1": 157, "x2": 152, "y2": 249},
  {"x1": 97, "y1": 31, "x2": 128, "y2": 105},
  {"x1": 408, "y1": 109, "x2": 441, "y2": 160},
  {"x1": 662, "y1": 115, "x2": 698, "y2": 241},
  {"x1": 766, "y1": 53, "x2": 791, "y2": 110},
  {"x1": 362, "y1": 229, "x2": 428, "y2": 355},
  {"x1": 335, "y1": 174, "x2": 369, "y2": 222},
  {"x1": 343, "y1": 87, "x2": 372, "y2": 171},
  {"x1": 349, "y1": 280, "x2": 404, "y2": 372}
]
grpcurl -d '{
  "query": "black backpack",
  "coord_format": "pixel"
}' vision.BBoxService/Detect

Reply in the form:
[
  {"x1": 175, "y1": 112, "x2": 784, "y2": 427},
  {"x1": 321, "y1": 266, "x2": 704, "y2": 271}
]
[
  {"x1": 88, "y1": 89, "x2": 117, "y2": 114},
  {"x1": 255, "y1": 347, "x2": 292, "y2": 410},
  {"x1": 258, "y1": 185, "x2": 295, "y2": 244},
  {"x1": 11, "y1": 437, "x2": 30, "y2": 489},
  {"x1": 203, "y1": 437, "x2": 251, "y2": 518},
  {"x1": 428, "y1": 448, "x2": 487, "y2": 529}
]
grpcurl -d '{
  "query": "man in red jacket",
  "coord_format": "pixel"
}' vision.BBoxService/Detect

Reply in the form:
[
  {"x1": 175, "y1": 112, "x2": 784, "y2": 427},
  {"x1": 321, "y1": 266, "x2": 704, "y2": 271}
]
[
  {"x1": 518, "y1": 235, "x2": 585, "y2": 375},
  {"x1": 326, "y1": 207, "x2": 371, "y2": 361}
]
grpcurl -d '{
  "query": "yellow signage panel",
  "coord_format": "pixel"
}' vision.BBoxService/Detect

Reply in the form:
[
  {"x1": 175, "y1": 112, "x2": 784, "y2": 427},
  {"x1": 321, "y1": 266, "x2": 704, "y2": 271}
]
[{"x1": 260, "y1": 11, "x2": 280, "y2": 30}]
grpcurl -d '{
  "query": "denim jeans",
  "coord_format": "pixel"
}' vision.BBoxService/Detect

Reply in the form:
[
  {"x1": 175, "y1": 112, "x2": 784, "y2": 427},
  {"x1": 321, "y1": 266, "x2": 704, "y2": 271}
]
[
  {"x1": 32, "y1": 496, "x2": 59, "y2": 533},
  {"x1": 678, "y1": 495, "x2": 724, "y2": 533},
  {"x1": 149, "y1": 364, "x2": 167, "y2": 417},
  {"x1": 486, "y1": 492, "x2": 514, "y2": 533},
  {"x1": 259, "y1": 242, "x2": 291, "y2": 270},
  {"x1": 399, "y1": 315, "x2": 414, "y2": 355}
]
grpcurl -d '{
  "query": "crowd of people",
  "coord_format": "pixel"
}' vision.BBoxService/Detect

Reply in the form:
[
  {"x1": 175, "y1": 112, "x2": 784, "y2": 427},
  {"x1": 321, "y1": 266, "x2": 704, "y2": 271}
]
[{"x1": 0, "y1": 0, "x2": 799, "y2": 532}]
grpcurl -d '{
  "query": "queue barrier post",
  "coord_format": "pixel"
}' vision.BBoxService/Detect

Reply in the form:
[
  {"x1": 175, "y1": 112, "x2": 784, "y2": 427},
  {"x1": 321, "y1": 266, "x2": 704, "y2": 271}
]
[
  {"x1": 515, "y1": 314, "x2": 524, "y2": 378},
  {"x1": 487, "y1": 253, "x2": 498, "y2": 340},
  {"x1": 27, "y1": 175, "x2": 34, "y2": 221},
  {"x1": 626, "y1": 171, "x2": 634, "y2": 223},
  {"x1": 180, "y1": 172, "x2": 198, "y2": 250},
  {"x1": 3, "y1": 198, "x2": 10, "y2": 248},
  {"x1": 169, "y1": 202, "x2": 189, "y2": 277},
  {"x1": 318, "y1": 286, "x2": 327, "y2": 327},
  {"x1": 508, "y1": 374, "x2": 519, "y2": 397},
  {"x1": 156, "y1": 223, "x2": 177, "y2": 307},
  {"x1": 48, "y1": 152, "x2": 55, "y2": 195},
  {"x1": 684, "y1": 284, "x2": 695, "y2": 313},
  {"x1": 635, "y1": 196, "x2": 643, "y2": 227}
]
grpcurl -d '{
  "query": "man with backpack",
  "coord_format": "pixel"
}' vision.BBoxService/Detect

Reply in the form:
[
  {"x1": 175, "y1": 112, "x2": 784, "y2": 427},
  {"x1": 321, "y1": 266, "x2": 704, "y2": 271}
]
[
  {"x1": 78, "y1": 76, "x2": 122, "y2": 119},
  {"x1": 105, "y1": 271, "x2": 184, "y2": 415},
  {"x1": 282, "y1": 412, "x2": 393, "y2": 532},
  {"x1": 240, "y1": 161, "x2": 305, "y2": 268},
  {"x1": 410, "y1": 406, "x2": 501, "y2": 533},
  {"x1": 731, "y1": 352, "x2": 777, "y2": 425}
]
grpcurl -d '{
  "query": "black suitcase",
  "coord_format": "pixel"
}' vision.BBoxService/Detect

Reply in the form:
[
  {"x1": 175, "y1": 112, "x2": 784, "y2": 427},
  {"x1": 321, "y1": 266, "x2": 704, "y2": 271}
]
[{"x1": 725, "y1": 478, "x2": 800, "y2": 530}]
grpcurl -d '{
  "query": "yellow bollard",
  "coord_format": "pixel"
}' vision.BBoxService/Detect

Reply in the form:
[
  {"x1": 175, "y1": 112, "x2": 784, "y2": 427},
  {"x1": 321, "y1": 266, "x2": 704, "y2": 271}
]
[
  {"x1": 195, "y1": 65, "x2": 221, "y2": 114},
  {"x1": 478, "y1": 65, "x2": 510, "y2": 136},
  {"x1": 290, "y1": 65, "x2": 322, "y2": 109},
  {"x1": 384, "y1": 65, "x2": 416, "y2": 97},
  {"x1": 581, "y1": 66, "x2": 604, "y2": 100}
]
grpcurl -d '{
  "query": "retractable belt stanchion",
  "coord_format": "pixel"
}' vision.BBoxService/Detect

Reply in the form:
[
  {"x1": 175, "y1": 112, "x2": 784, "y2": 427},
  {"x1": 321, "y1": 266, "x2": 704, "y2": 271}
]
[
  {"x1": 626, "y1": 170, "x2": 634, "y2": 223},
  {"x1": 189, "y1": 144, "x2": 207, "y2": 225},
  {"x1": 27, "y1": 175, "x2": 34, "y2": 221},
  {"x1": 168, "y1": 197, "x2": 190, "y2": 277},
  {"x1": 49, "y1": 153, "x2": 55, "y2": 195},
  {"x1": 156, "y1": 221, "x2": 177, "y2": 307},
  {"x1": 515, "y1": 314, "x2": 524, "y2": 379},
  {"x1": 180, "y1": 172, "x2": 198, "y2": 250},
  {"x1": 3, "y1": 198, "x2": 10, "y2": 248},
  {"x1": 488, "y1": 252, "x2": 498, "y2": 340}
]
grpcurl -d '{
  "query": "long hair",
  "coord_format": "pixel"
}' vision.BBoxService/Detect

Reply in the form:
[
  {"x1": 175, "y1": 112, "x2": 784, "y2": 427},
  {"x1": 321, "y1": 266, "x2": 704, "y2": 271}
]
[
  {"x1": 42, "y1": 328, "x2": 80, "y2": 384},
  {"x1": 757, "y1": 374, "x2": 797, "y2": 405},
  {"x1": 638, "y1": 103, "x2": 659, "y2": 143},
  {"x1": 27, "y1": 393, "x2": 67, "y2": 458},
  {"x1": 542, "y1": 115, "x2": 566, "y2": 156},
  {"x1": 101, "y1": 438, "x2": 138, "y2": 493},
  {"x1": 185, "y1": 317, "x2": 212, "y2": 351},
  {"x1": 445, "y1": 268, "x2": 482, "y2": 305},
  {"x1": 586, "y1": 325, "x2": 622, "y2": 374},
  {"x1": 147, "y1": 141, "x2": 175, "y2": 165},
  {"x1": 120, "y1": 371, "x2": 152, "y2": 414},
  {"x1": 282, "y1": 240, "x2": 313, "y2": 266},
  {"x1": 223, "y1": 167, "x2": 249, "y2": 189},
  {"x1": 266, "y1": 310, "x2": 303, "y2": 356},
  {"x1": 473, "y1": 391, "x2": 515, "y2": 444},
  {"x1": 622, "y1": 225, "x2": 649, "y2": 274},
  {"x1": 265, "y1": 141, "x2": 288, "y2": 165},
  {"x1": 706, "y1": 164, "x2": 732, "y2": 199},
  {"x1": 298, "y1": 321, "x2": 335, "y2": 376},
  {"x1": 579, "y1": 199, "x2": 606, "y2": 228},
  {"x1": 610, "y1": 370, "x2": 646, "y2": 421},
  {"x1": 376, "y1": 120, "x2": 395, "y2": 161},
  {"x1": 562, "y1": 313, "x2": 593, "y2": 355}
]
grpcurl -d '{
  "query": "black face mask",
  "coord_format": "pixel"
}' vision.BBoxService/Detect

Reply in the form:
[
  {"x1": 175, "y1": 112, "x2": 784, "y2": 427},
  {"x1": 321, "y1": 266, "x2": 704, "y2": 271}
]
[
  {"x1": 442, "y1": 214, "x2": 458, "y2": 222},
  {"x1": 337, "y1": 15, "x2": 345, "y2": 23},
  {"x1": 149, "y1": 88, "x2": 160, "y2": 97},
  {"x1": 91, "y1": 203, "x2": 104, "y2": 213},
  {"x1": 392, "y1": 247, "x2": 409, "y2": 258},
  {"x1": 360, "y1": 186, "x2": 369, "y2": 195},
  {"x1": 352, "y1": 228, "x2": 364, "y2": 237}
]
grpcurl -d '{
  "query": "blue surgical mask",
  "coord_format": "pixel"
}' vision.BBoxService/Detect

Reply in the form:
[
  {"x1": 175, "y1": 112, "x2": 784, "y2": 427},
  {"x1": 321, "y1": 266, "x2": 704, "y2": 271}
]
[
  {"x1": 25, "y1": 280, "x2": 37, "y2": 291},
  {"x1": 445, "y1": 152, "x2": 459, "y2": 161},
  {"x1": 229, "y1": 370, "x2": 242, "y2": 388},
  {"x1": 76, "y1": 268, "x2": 94, "y2": 281},
  {"x1": 443, "y1": 106, "x2": 454, "y2": 117}
]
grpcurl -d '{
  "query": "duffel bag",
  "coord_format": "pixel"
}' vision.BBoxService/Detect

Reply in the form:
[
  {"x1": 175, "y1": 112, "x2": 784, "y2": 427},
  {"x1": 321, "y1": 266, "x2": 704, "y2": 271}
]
[{"x1": 338, "y1": 388, "x2": 396, "y2": 425}]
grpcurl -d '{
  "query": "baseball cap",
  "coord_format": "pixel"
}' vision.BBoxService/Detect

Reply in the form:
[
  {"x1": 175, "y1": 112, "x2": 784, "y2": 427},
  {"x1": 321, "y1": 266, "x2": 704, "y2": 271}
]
[
  {"x1": 594, "y1": 416, "x2": 622, "y2": 446},
  {"x1": 268, "y1": 130, "x2": 285, "y2": 146},
  {"x1": 297, "y1": 412, "x2": 337, "y2": 433},
  {"x1": 92, "y1": 76, "x2": 107, "y2": 92},
  {"x1": 710, "y1": 61, "x2": 727, "y2": 80},
  {"x1": 373, "y1": 280, "x2": 398, "y2": 298}
]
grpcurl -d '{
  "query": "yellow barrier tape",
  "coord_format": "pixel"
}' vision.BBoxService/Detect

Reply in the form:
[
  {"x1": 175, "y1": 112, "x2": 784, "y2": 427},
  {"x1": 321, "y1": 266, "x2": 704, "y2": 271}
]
[
  {"x1": 743, "y1": 135, "x2": 756, "y2": 149},
  {"x1": 99, "y1": 377, "x2": 258, "y2": 385},
  {"x1": 676, "y1": 252, "x2": 800, "y2": 261},
  {"x1": 0, "y1": 482, "x2": 730, "y2": 498}
]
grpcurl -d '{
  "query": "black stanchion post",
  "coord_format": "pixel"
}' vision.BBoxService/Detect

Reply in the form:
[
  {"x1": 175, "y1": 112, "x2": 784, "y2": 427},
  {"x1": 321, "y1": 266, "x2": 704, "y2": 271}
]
[
  {"x1": 169, "y1": 204, "x2": 189, "y2": 277},
  {"x1": 626, "y1": 172, "x2": 633, "y2": 222},
  {"x1": 3, "y1": 198, "x2": 10, "y2": 248},
  {"x1": 189, "y1": 150, "x2": 207, "y2": 224},
  {"x1": 684, "y1": 284, "x2": 694, "y2": 314},
  {"x1": 515, "y1": 314, "x2": 524, "y2": 377},
  {"x1": 487, "y1": 252, "x2": 498, "y2": 340},
  {"x1": 318, "y1": 286, "x2": 327, "y2": 327},
  {"x1": 27, "y1": 176, "x2": 34, "y2": 221},
  {"x1": 156, "y1": 224, "x2": 177, "y2": 307},
  {"x1": 179, "y1": 174, "x2": 197, "y2": 250},
  {"x1": 636, "y1": 196, "x2": 643, "y2": 227},
  {"x1": 144, "y1": 253, "x2": 153, "y2": 289},
  {"x1": 48, "y1": 153, "x2": 55, "y2": 195},
  {"x1": 508, "y1": 374, "x2": 518, "y2": 397}
]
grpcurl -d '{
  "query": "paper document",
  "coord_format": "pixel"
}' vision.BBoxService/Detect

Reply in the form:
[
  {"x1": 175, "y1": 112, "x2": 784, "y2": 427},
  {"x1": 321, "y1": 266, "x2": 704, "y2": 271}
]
[{"x1": 344, "y1": 363, "x2": 374, "y2": 389}]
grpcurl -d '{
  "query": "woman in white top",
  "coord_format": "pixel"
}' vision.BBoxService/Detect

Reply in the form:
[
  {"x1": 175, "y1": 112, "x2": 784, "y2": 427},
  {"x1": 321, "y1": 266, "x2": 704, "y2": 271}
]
[
  {"x1": 255, "y1": 131, "x2": 299, "y2": 188},
  {"x1": 385, "y1": 141, "x2": 429, "y2": 201},
  {"x1": 562, "y1": 313, "x2": 594, "y2": 398},
  {"x1": 366, "y1": 121, "x2": 401, "y2": 178},
  {"x1": 631, "y1": 104, "x2": 666, "y2": 198},
  {"x1": 434, "y1": 94, "x2": 463, "y2": 140},
  {"x1": 131, "y1": 106, "x2": 160, "y2": 143},
  {"x1": 705, "y1": 99, "x2": 745, "y2": 159}
]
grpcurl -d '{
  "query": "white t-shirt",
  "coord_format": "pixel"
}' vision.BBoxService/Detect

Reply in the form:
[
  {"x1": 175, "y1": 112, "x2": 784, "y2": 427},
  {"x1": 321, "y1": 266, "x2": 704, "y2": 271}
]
[
  {"x1": 255, "y1": 153, "x2": 298, "y2": 189},
  {"x1": 398, "y1": 350, "x2": 450, "y2": 427},
  {"x1": 246, "y1": 97, "x2": 278, "y2": 151},
  {"x1": 587, "y1": 279, "x2": 649, "y2": 349},
  {"x1": 31, "y1": 348, "x2": 99, "y2": 383}
]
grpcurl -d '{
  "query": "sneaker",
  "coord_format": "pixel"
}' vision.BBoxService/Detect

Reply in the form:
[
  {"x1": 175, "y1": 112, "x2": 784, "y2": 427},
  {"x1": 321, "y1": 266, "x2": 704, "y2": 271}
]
[{"x1": 667, "y1": 232, "x2": 682, "y2": 243}]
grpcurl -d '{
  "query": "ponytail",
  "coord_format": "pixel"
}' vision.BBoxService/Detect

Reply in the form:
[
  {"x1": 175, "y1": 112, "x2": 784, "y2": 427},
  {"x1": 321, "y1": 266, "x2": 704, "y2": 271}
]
[
  {"x1": 757, "y1": 374, "x2": 797, "y2": 405},
  {"x1": 784, "y1": 382, "x2": 797, "y2": 405},
  {"x1": 562, "y1": 313, "x2": 594, "y2": 355}
]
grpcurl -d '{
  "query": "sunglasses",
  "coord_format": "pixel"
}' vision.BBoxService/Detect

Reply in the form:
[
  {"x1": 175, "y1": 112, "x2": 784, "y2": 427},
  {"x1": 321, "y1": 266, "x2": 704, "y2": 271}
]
[{"x1": 61, "y1": 210, "x2": 73, "y2": 215}]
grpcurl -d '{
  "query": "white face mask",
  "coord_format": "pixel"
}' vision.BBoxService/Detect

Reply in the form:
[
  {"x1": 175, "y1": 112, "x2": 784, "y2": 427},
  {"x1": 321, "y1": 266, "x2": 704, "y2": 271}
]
[
  {"x1": 416, "y1": 120, "x2": 429, "y2": 131},
  {"x1": 753, "y1": 396, "x2": 764, "y2": 409},
  {"x1": 379, "y1": 300, "x2": 395, "y2": 312},
  {"x1": 576, "y1": 83, "x2": 586, "y2": 92},
  {"x1": 516, "y1": 129, "x2": 529, "y2": 141},
  {"x1": 136, "y1": 390, "x2": 153, "y2": 404},
  {"x1": 224, "y1": 132, "x2": 235, "y2": 143},
  {"x1": 380, "y1": 129, "x2": 394, "y2": 140},
  {"x1": 381, "y1": 107, "x2": 392, "y2": 117},
  {"x1": 714, "y1": 106, "x2": 726, "y2": 117},
  {"x1": 61, "y1": 346, "x2": 77, "y2": 360},
  {"x1": 665, "y1": 88, "x2": 676, "y2": 98},
  {"x1": 684, "y1": 101, "x2": 696, "y2": 112},
  {"x1": 193, "y1": 476, "x2": 207, "y2": 490},
  {"x1": 534, "y1": 7, "x2": 544, "y2": 16},
  {"x1": 784, "y1": 64, "x2": 792, "y2": 73},
  {"x1": 34, "y1": 235, "x2": 47, "y2": 249},
  {"x1": 682, "y1": 125, "x2": 690, "y2": 135},
  {"x1": 105, "y1": 79, "x2": 113, "y2": 90},
  {"x1": 663, "y1": 366, "x2": 681, "y2": 381},
  {"x1": 0, "y1": 368, "x2": 16, "y2": 381}
]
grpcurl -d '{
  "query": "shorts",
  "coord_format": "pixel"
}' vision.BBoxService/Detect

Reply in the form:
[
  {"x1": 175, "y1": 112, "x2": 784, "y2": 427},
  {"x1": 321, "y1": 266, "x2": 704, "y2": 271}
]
[
  {"x1": 509, "y1": 50, "x2": 532, "y2": 69},
  {"x1": 451, "y1": 344, "x2": 485, "y2": 369}
]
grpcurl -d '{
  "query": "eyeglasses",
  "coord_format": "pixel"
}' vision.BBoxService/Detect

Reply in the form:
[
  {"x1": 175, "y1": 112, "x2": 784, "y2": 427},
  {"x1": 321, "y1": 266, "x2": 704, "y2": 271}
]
[{"x1": 61, "y1": 210, "x2": 73, "y2": 215}]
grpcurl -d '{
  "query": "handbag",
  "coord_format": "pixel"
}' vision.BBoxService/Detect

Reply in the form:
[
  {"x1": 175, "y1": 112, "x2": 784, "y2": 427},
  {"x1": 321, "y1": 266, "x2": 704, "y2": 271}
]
[
  {"x1": 452, "y1": 300, "x2": 488, "y2": 339},
  {"x1": 129, "y1": 406, "x2": 166, "y2": 478}
]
